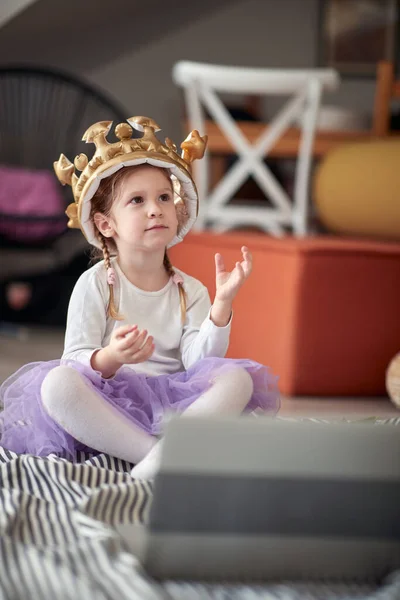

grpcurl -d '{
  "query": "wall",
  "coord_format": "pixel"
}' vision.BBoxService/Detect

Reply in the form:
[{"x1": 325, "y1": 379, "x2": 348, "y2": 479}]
[
  {"x1": 0, "y1": 0, "x2": 36, "y2": 28},
  {"x1": 0, "y1": 0, "x2": 377, "y2": 142},
  {"x1": 89, "y1": 0, "x2": 376, "y2": 140}
]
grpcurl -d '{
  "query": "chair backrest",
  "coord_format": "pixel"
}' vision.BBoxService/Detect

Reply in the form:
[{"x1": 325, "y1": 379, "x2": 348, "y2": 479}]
[
  {"x1": 173, "y1": 61, "x2": 339, "y2": 95},
  {"x1": 173, "y1": 61, "x2": 340, "y2": 236},
  {"x1": 0, "y1": 65, "x2": 127, "y2": 245}
]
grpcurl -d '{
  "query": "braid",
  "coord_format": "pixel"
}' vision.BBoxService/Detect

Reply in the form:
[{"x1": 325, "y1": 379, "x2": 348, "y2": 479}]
[
  {"x1": 164, "y1": 250, "x2": 186, "y2": 324},
  {"x1": 98, "y1": 233, "x2": 123, "y2": 320}
]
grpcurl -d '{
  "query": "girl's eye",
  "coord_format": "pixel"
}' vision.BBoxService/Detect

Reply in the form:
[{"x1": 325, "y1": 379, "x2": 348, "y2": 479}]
[
  {"x1": 130, "y1": 196, "x2": 144, "y2": 205},
  {"x1": 160, "y1": 193, "x2": 171, "y2": 202}
]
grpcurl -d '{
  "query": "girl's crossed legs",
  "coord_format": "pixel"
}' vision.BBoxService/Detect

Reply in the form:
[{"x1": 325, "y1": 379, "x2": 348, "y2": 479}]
[{"x1": 41, "y1": 364, "x2": 253, "y2": 478}]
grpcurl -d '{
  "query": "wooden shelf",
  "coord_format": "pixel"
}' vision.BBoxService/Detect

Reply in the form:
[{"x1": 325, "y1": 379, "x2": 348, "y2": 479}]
[{"x1": 201, "y1": 120, "x2": 400, "y2": 159}]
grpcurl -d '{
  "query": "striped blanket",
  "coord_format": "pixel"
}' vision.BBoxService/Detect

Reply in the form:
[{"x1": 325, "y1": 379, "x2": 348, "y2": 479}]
[{"x1": 1, "y1": 420, "x2": 400, "y2": 599}]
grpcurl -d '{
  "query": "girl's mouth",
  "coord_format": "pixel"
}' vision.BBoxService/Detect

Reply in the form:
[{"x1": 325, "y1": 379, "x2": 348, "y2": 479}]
[{"x1": 146, "y1": 225, "x2": 168, "y2": 231}]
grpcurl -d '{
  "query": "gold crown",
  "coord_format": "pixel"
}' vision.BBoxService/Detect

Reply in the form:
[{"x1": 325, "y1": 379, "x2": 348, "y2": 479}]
[{"x1": 54, "y1": 116, "x2": 208, "y2": 231}]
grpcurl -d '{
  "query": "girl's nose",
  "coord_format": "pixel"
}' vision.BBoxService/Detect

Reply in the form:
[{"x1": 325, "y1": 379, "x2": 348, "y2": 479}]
[{"x1": 148, "y1": 202, "x2": 163, "y2": 217}]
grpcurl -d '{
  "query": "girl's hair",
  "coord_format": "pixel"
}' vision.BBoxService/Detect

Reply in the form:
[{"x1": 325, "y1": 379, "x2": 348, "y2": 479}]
[{"x1": 90, "y1": 164, "x2": 187, "y2": 322}]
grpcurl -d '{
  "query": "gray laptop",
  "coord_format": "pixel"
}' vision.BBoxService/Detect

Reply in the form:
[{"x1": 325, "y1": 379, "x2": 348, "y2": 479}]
[{"x1": 116, "y1": 416, "x2": 400, "y2": 583}]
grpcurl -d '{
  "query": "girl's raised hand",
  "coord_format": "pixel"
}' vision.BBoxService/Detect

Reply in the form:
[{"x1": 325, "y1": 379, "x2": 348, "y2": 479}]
[{"x1": 214, "y1": 246, "x2": 253, "y2": 303}]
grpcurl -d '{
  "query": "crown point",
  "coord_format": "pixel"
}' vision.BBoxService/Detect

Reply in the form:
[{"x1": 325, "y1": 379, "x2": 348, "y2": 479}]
[
  {"x1": 127, "y1": 116, "x2": 161, "y2": 133},
  {"x1": 115, "y1": 123, "x2": 133, "y2": 140},
  {"x1": 74, "y1": 153, "x2": 88, "y2": 171},
  {"x1": 181, "y1": 130, "x2": 208, "y2": 163},
  {"x1": 54, "y1": 154, "x2": 75, "y2": 186},
  {"x1": 82, "y1": 121, "x2": 113, "y2": 143},
  {"x1": 65, "y1": 202, "x2": 80, "y2": 229},
  {"x1": 165, "y1": 137, "x2": 177, "y2": 152}
]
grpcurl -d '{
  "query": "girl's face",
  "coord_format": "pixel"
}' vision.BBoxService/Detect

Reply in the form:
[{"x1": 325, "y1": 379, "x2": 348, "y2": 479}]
[{"x1": 95, "y1": 166, "x2": 179, "y2": 254}]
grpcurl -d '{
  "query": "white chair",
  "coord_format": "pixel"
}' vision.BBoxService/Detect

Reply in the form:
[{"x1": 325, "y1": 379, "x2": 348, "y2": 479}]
[{"x1": 172, "y1": 61, "x2": 340, "y2": 236}]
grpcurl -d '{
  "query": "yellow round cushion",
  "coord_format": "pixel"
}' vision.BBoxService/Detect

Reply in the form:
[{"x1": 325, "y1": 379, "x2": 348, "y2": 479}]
[{"x1": 314, "y1": 139, "x2": 400, "y2": 240}]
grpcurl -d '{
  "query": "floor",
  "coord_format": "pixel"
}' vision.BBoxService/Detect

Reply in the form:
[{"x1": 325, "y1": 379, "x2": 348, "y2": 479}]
[{"x1": 0, "y1": 324, "x2": 398, "y2": 418}]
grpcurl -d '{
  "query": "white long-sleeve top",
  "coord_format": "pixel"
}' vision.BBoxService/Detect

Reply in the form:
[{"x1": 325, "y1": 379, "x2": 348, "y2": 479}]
[{"x1": 62, "y1": 258, "x2": 231, "y2": 376}]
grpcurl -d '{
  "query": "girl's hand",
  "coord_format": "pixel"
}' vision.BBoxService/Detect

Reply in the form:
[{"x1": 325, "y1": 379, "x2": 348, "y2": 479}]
[
  {"x1": 215, "y1": 246, "x2": 252, "y2": 303},
  {"x1": 91, "y1": 324, "x2": 154, "y2": 378},
  {"x1": 108, "y1": 324, "x2": 155, "y2": 366}
]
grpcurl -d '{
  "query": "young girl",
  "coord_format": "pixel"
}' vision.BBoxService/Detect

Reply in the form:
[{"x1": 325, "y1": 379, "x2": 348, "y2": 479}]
[{"x1": 0, "y1": 116, "x2": 279, "y2": 479}]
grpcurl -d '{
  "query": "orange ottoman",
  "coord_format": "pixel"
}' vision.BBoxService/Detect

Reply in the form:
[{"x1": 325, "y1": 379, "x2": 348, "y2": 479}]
[{"x1": 170, "y1": 232, "x2": 400, "y2": 397}]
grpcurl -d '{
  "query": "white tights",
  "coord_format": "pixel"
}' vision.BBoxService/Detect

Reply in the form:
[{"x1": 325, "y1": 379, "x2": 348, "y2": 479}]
[{"x1": 41, "y1": 365, "x2": 253, "y2": 478}]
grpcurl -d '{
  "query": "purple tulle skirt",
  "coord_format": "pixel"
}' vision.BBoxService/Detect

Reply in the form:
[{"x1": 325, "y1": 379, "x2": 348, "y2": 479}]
[{"x1": 0, "y1": 357, "x2": 280, "y2": 459}]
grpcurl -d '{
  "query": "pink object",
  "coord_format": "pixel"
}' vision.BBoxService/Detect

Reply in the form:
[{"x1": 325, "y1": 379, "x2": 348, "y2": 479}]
[
  {"x1": 107, "y1": 267, "x2": 116, "y2": 285},
  {"x1": 0, "y1": 165, "x2": 66, "y2": 241},
  {"x1": 172, "y1": 273, "x2": 184, "y2": 285}
]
